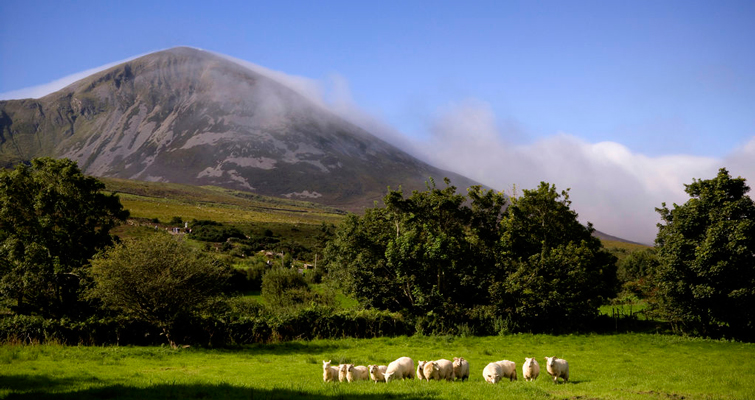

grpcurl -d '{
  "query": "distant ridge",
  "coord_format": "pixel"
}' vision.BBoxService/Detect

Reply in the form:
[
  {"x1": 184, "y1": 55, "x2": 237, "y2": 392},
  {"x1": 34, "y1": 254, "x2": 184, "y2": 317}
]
[
  {"x1": 593, "y1": 230, "x2": 651, "y2": 247},
  {"x1": 0, "y1": 47, "x2": 480, "y2": 211}
]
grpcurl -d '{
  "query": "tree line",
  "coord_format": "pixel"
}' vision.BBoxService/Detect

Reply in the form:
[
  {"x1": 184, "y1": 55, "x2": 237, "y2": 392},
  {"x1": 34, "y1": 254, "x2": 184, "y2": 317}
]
[
  {"x1": 1, "y1": 158, "x2": 753, "y2": 345},
  {"x1": 324, "y1": 178, "x2": 617, "y2": 333}
]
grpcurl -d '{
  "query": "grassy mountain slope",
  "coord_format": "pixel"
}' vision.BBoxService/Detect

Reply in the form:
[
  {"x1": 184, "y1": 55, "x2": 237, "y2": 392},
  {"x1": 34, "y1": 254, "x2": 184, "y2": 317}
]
[{"x1": 101, "y1": 177, "x2": 345, "y2": 226}]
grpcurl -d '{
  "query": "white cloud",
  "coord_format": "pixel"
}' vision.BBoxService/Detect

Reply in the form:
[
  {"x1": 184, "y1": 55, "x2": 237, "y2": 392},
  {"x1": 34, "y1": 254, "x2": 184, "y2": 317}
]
[{"x1": 412, "y1": 99, "x2": 747, "y2": 244}]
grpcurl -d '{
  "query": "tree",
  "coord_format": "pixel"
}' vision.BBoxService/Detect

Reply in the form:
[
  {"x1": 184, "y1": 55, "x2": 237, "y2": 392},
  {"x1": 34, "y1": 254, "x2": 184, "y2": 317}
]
[
  {"x1": 0, "y1": 157, "x2": 129, "y2": 317},
  {"x1": 655, "y1": 168, "x2": 755, "y2": 339},
  {"x1": 616, "y1": 248, "x2": 659, "y2": 299},
  {"x1": 494, "y1": 182, "x2": 617, "y2": 331},
  {"x1": 89, "y1": 234, "x2": 231, "y2": 347},
  {"x1": 326, "y1": 178, "x2": 507, "y2": 316}
]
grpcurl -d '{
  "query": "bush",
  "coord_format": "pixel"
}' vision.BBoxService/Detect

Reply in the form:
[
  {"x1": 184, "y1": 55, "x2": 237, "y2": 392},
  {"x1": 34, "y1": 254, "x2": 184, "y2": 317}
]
[
  {"x1": 188, "y1": 220, "x2": 246, "y2": 242},
  {"x1": 90, "y1": 234, "x2": 231, "y2": 347},
  {"x1": 261, "y1": 268, "x2": 308, "y2": 307}
]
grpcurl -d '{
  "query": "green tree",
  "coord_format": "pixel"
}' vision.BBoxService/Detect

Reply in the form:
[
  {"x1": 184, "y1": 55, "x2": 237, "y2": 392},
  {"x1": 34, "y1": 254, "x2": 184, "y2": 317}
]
[
  {"x1": 326, "y1": 179, "x2": 507, "y2": 316},
  {"x1": 0, "y1": 157, "x2": 128, "y2": 317},
  {"x1": 494, "y1": 182, "x2": 617, "y2": 331},
  {"x1": 89, "y1": 234, "x2": 230, "y2": 347},
  {"x1": 655, "y1": 168, "x2": 755, "y2": 339}
]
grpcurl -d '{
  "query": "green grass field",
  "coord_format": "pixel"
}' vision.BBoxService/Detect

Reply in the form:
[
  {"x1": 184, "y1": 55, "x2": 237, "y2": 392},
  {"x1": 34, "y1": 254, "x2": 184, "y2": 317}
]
[{"x1": 1, "y1": 334, "x2": 752, "y2": 400}]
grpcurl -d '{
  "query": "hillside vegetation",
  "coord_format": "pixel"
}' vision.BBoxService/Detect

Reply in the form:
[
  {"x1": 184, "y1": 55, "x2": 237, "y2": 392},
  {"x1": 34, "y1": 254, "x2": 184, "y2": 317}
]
[{"x1": 101, "y1": 177, "x2": 346, "y2": 226}]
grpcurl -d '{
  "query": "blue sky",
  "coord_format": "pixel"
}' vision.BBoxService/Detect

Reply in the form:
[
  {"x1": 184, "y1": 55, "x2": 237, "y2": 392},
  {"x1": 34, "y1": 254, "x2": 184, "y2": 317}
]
[{"x1": 1, "y1": 0, "x2": 754, "y2": 242}]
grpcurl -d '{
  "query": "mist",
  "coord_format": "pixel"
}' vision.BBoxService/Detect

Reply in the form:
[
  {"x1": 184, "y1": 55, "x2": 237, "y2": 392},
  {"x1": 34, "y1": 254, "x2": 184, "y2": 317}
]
[{"x1": 229, "y1": 59, "x2": 753, "y2": 244}]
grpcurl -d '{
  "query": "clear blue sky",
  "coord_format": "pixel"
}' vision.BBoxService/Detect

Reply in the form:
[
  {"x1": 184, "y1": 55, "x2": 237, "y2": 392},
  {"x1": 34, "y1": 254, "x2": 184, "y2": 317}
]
[{"x1": 2, "y1": 0, "x2": 754, "y2": 242}]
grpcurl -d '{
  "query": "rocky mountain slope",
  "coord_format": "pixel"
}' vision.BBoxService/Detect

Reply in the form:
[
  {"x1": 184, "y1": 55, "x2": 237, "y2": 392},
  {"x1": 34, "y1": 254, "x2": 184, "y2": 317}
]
[{"x1": 0, "y1": 47, "x2": 480, "y2": 210}]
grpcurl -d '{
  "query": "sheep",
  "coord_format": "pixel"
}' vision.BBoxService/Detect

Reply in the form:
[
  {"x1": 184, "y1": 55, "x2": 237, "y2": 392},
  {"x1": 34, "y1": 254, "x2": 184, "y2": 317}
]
[
  {"x1": 338, "y1": 363, "x2": 348, "y2": 382},
  {"x1": 423, "y1": 359, "x2": 455, "y2": 381},
  {"x1": 545, "y1": 356, "x2": 569, "y2": 384},
  {"x1": 522, "y1": 357, "x2": 540, "y2": 381},
  {"x1": 416, "y1": 360, "x2": 427, "y2": 381},
  {"x1": 346, "y1": 364, "x2": 370, "y2": 382},
  {"x1": 482, "y1": 360, "x2": 517, "y2": 383},
  {"x1": 322, "y1": 360, "x2": 339, "y2": 382},
  {"x1": 384, "y1": 356, "x2": 415, "y2": 382},
  {"x1": 452, "y1": 357, "x2": 470, "y2": 381},
  {"x1": 368, "y1": 364, "x2": 387, "y2": 383}
]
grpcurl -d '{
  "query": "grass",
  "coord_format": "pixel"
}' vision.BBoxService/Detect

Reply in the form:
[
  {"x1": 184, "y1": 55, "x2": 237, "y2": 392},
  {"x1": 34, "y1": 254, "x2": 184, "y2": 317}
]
[
  {"x1": 1, "y1": 334, "x2": 753, "y2": 399},
  {"x1": 102, "y1": 177, "x2": 346, "y2": 227}
]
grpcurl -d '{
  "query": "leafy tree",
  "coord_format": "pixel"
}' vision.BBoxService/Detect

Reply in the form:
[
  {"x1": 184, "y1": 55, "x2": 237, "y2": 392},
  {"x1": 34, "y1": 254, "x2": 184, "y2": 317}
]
[
  {"x1": 0, "y1": 157, "x2": 129, "y2": 317},
  {"x1": 89, "y1": 233, "x2": 231, "y2": 347},
  {"x1": 326, "y1": 179, "x2": 507, "y2": 316},
  {"x1": 655, "y1": 168, "x2": 755, "y2": 339},
  {"x1": 494, "y1": 182, "x2": 617, "y2": 331},
  {"x1": 325, "y1": 206, "x2": 396, "y2": 309}
]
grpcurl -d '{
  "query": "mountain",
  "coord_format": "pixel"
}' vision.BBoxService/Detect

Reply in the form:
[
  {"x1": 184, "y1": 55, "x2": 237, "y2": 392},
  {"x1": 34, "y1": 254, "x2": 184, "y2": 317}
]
[{"x1": 0, "y1": 47, "x2": 480, "y2": 210}]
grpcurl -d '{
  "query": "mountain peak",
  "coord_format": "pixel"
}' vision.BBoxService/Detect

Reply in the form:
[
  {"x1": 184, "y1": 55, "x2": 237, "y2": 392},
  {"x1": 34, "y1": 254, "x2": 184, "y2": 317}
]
[{"x1": 0, "y1": 49, "x2": 480, "y2": 210}]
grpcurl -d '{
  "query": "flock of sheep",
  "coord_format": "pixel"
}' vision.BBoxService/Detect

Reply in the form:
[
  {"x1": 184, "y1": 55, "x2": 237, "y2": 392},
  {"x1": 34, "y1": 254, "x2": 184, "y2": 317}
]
[{"x1": 323, "y1": 356, "x2": 569, "y2": 384}]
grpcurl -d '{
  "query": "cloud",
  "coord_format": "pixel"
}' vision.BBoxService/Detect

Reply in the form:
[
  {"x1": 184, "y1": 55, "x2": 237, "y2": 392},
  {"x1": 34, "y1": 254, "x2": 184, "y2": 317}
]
[
  {"x1": 220, "y1": 53, "x2": 421, "y2": 152},
  {"x1": 411, "y1": 99, "x2": 744, "y2": 244}
]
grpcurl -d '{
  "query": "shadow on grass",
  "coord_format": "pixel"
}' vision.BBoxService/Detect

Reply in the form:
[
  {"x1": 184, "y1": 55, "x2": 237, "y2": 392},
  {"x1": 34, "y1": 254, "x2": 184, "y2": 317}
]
[
  {"x1": 0, "y1": 375, "x2": 83, "y2": 394},
  {"x1": 2, "y1": 381, "x2": 440, "y2": 400}
]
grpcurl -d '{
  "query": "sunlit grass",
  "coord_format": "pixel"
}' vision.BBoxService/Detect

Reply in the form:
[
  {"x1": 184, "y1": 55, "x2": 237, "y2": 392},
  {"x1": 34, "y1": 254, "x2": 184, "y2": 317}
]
[{"x1": 1, "y1": 334, "x2": 753, "y2": 400}]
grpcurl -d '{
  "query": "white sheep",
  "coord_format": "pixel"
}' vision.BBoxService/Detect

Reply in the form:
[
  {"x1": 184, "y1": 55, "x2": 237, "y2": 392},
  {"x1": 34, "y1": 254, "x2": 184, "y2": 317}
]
[
  {"x1": 322, "y1": 360, "x2": 339, "y2": 382},
  {"x1": 482, "y1": 360, "x2": 517, "y2": 383},
  {"x1": 545, "y1": 356, "x2": 569, "y2": 384},
  {"x1": 423, "y1": 359, "x2": 455, "y2": 381},
  {"x1": 452, "y1": 357, "x2": 470, "y2": 381},
  {"x1": 416, "y1": 360, "x2": 427, "y2": 381},
  {"x1": 346, "y1": 364, "x2": 370, "y2": 382},
  {"x1": 522, "y1": 357, "x2": 540, "y2": 381},
  {"x1": 384, "y1": 356, "x2": 415, "y2": 382},
  {"x1": 368, "y1": 364, "x2": 387, "y2": 383},
  {"x1": 338, "y1": 363, "x2": 348, "y2": 382}
]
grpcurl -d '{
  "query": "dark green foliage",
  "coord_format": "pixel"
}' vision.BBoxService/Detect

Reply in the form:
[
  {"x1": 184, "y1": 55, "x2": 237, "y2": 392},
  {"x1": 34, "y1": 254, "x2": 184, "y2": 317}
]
[
  {"x1": 261, "y1": 268, "x2": 308, "y2": 307},
  {"x1": 655, "y1": 168, "x2": 755, "y2": 339},
  {"x1": 326, "y1": 179, "x2": 618, "y2": 333},
  {"x1": 617, "y1": 248, "x2": 659, "y2": 298},
  {"x1": 188, "y1": 220, "x2": 246, "y2": 242},
  {"x1": 618, "y1": 248, "x2": 659, "y2": 283},
  {"x1": 495, "y1": 183, "x2": 618, "y2": 331},
  {"x1": 327, "y1": 179, "x2": 504, "y2": 316},
  {"x1": 89, "y1": 233, "x2": 231, "y2": 347},
  {"x1": 0, "y1": 157, "x2": 128, "y2": 318}
]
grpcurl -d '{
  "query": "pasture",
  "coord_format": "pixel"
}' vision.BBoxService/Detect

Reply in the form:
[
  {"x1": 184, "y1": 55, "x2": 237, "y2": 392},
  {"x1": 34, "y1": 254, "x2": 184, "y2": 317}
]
[{"x1": 1, "y1": 334, "x2": 753, "y2": 400}]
